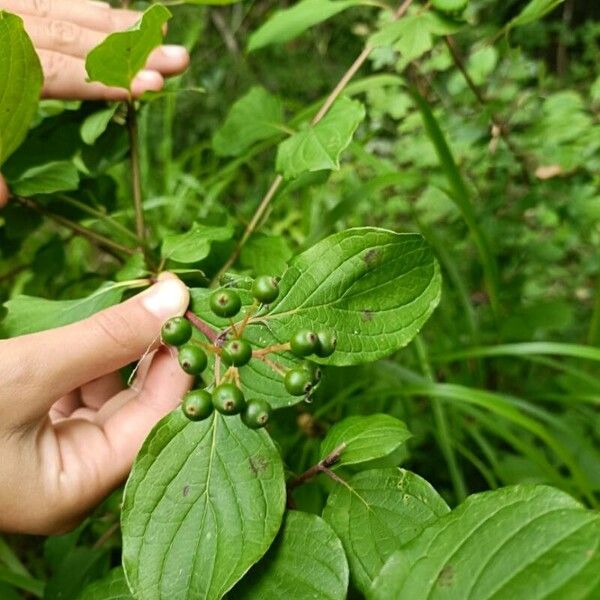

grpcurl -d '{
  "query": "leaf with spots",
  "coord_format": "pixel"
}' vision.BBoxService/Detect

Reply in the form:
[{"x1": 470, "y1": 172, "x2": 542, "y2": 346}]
[
  {"x1": 121, "y1": 411, "x2": 286, "y2": 600},
  {"x1": 261, "y1": 227, "x2": 441, "y2": 365},
  {"x1": 234, "y1": 511, "x2": 349, "y2": 600},
  {"x1": 322, "y1": 468, "x2": 450, "y2": 594},
  {"x1": 0, "y1": 12, "x2": 43, "y2": 166},
  {"x1": 369, "y1": 485, "x2": 600, "y2": 600}
]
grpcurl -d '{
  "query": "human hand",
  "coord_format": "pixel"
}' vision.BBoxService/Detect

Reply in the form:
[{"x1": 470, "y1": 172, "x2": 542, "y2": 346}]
[
  {"x1": 0, "y1": 0, "x2": 190, "y2": 100},
  {"x1": 0, "y1": 274, "x2": 193, "y2": 534},
  {"x1": 0, "y1": 0, "x2": 190, "y2": 208}
]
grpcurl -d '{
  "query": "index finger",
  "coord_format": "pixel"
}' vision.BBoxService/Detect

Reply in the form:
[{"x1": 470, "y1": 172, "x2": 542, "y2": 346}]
[{"x1": 1, "y1": 0, "x2": 141, "y2": 34}]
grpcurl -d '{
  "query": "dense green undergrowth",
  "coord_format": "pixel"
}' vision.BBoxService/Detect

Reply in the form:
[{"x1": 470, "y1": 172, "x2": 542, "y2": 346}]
[{"x1": 0, "y1": 0, "x2": 599, "y2": 598}]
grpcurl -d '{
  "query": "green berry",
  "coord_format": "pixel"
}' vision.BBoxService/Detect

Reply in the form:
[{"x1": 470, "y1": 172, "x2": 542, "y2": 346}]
[
  {"x1": 212, "y1": 383, "x2": 246, "y2": 415},
  {"x1": 289, "y1": 329, "x2": 319, "y2": 357},
  {"x1": 178, "y1": 344, "x2": 208, "y2": 375},
  {"x1": 242, "y1": 399, "x2": 272, "y2": 429},
  {"x1": 315, "y1": 330, "x2": 337, "y2": 358},
  {"x1": 161, "y1": 317, "x2": 192, "y2": 347},
  {"x1": 182, "y1": 389, "x2": 213, "y2": 421},
  {"x1": 252, "y1": 275, "x2": 280, "y2": 304},
  {"x1": 302, "y1": 361, "x2": 322, "y2": 384},
  {"x1": 210, "y1": 289, "x2": 242, "y2": 318},
  {"x1": 284, "y1": 367, "x2": 314, "y2": 396},
  {"x1": 221, "y1": 339, "x2": 253, "y2": 367}
]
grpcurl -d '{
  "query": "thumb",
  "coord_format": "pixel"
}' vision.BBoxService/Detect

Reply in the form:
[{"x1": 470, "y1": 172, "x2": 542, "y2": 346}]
[
  {"x1": 0, "y1": 174, "x2": 9, "y2": 207},
  {"x1": 1, "y1": 274, "x2": 189, "y2": 426}
]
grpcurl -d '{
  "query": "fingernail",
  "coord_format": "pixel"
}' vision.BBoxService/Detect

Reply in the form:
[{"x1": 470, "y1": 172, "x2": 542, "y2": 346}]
[
  {"x1": 135, "y1": 70, "x2": 161, "y2": 84},
  {"x1": 88, "y1": 0, "x2": 110, "y2": 8},
  {"x1": 142, "y1": 279, "x2": 189, "y2": 320},
  {"x1": 161, "y1": 45, "x2": 189, "y2": 61}
]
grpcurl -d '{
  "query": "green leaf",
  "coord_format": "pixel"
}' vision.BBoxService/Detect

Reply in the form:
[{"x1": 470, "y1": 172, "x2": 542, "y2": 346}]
[
  {"x1": 161, "y1": 222, "x2": 234, "y2": 264},
  {"x1": 248, "y1": 0, "x2": 361, "y2": 52},
  {"x1": 122, "y1": 411, "x2": 286, "y2": 600},
  {"x1": 323, "y1": 468, "x2": 449, "y2": 594},
  {"x1": 262, "y1": 227, "x2": 441, "y2": 365},
  {"x1": 9, "y1": 161, "x2": 79, "y2": 196},
  {"x1": 240, "y1": 234, "x2": 293, "y2": 276},
  {"x1": 369, "y1": 485, "x2": 600, "y2": 600},
  {"x1": 81, "y1": 106, "x2": 119, "y2": 145},
  {"x1": 0, "y1": 12, "x2": 43, "y2": 165},
  {"x1": 320, "y1": 414, "x2": 412, "y2": 468},
  {"x1": 213, "y1": 87, "x2": 285, "y2": 157},
  {"x1": 508, "y1": 0, "x2": 565, "y2": 29},
  {"x1": 189, "y1": 288, "x2": 304, "y2": 409},
  {"x1": 234, "y1": 511, "x2": 349, "y2": 600},
  {"x1": 0, "y1": 566, "x2": 44, "y2": 598},
  {"x1": 80, "y1": 568, "x2": 132, "y2": 600},
  {"x1": 86, "y1": 5, "x2": 171, "y2": 91},
  {"x1": 276, "y1": 97, "x2": 365, "y2": 179},
  {"x1": 44, "y1": 547, "x2": 108, "y2": 600},
  {"x1": 370, "y1": 13, "x2": 462, "y2": 65},
  {"x1": 2, "y1": 280, "x2": 145, "y2": 336}
]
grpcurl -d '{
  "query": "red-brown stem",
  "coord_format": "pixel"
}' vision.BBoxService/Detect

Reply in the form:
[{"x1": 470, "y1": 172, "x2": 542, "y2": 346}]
[
  {"x1": 185, "y1": 311, "x2": 219, "y2": 343},
  {"x1": 287, "y1": 443, "x2": 348, "y2": 491}
]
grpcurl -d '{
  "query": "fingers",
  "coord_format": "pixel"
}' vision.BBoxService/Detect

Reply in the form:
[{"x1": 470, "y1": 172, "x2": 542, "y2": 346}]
[
  {"x1": 22, "y1": 14, "x2": 106, "y2": 59},
  {"x1": 80, "y1": 371, "x2": 124, "y2": 410},
  {"x1": 0, "y1": 0, "x2": 140, "y2": 34},
  {"x1": 0, "y1": 275, "x2": 189, "y2": 427},
  {"x1": 99, "y1": 348, "x2": 192, "y2": 482},
  {"x1": 38, "y1": 50, "x2": 164, "y2": 100},
  {"x1": 100, "y1": 348, "x2": 193, "y2": 484},
  {"x1": 0, "y1": 175, "x2": 8, "y2": 207},
  {"x1": 50, "y1": 348, "x2": 191, "y2": 524},
  {"x1": 21, "y1": 15, "x2": 189, "y2": 76}
]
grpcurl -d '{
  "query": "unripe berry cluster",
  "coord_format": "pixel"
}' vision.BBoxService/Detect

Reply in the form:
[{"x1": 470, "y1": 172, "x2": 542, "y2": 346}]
[{"x1": 159, "y1": 275, "x2": 338, "y2": 429}]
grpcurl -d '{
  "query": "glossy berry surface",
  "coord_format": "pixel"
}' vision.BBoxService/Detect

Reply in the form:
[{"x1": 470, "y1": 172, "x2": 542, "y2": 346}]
[
  {"x1": 284, "y1": 367, "x2": 314, "y2": 396},
  {"x1": 242, "y1": 399, "x2": 272, "y2": 429},
  {"x1": 182, "y1": 390, "x2": 213, "y2": 421},
  {"x1": 315, "y1": 330, "x2": 337, "y2": 357},
  {"x1": 302, "y1": 361, "x2": 322, "y2": 383},
  {"x1": 221, "y1": 339, "x2": 253, "y2": 367},
  {"x1": 209, "y1": 289, "x2": 242, "y2": 318},
  {"x1": 178, "y1": 344, "x2": 208, "y2": 375},
  {"x1": 252, "y1": 275, "x2": 280, "y2": 304},
  {"x1": 212, "y1": 383, "x2": 246, "y2": 415},
  {"x1": 289, "y1": 329, "x2": 319, "y2": 357},
  {"x1": 161, "y1": 317, "x2": 192, "y2": 347}
]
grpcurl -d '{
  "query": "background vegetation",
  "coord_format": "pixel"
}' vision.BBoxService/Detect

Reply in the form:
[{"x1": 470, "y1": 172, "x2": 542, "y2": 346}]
[{"x1": 0, "y1": 0, "x2": 599, "y2": 597}]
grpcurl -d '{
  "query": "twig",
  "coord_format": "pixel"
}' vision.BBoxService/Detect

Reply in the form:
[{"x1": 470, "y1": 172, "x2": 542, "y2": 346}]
[
  {"x1": 58, "y1": 194, "x2": 142, "y2": 244},
  {"x1": 210, "y1": 9, "x2": 240, "y2": 56},
  {"x1": 92, "y1": 521, "x2": 120, "y2": 550},
  {"x1": 287, "y1": 442, "x2": 347, "y2": 491},
  {"x1": 211, "y1": 0, "x2": 415, "y2": 284},
  {"x1": 126, "y1": 102, "x2": 148, "y2": 255},
  {"x1": 185, "y1": 310, "x2": 219, "y2": 343},
  {"x1": 14, "y1": 196, "x2": 134, "y2": 259},
  {"x1": 444, "y1": 36, "x2": 532, "y2": 183}
]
